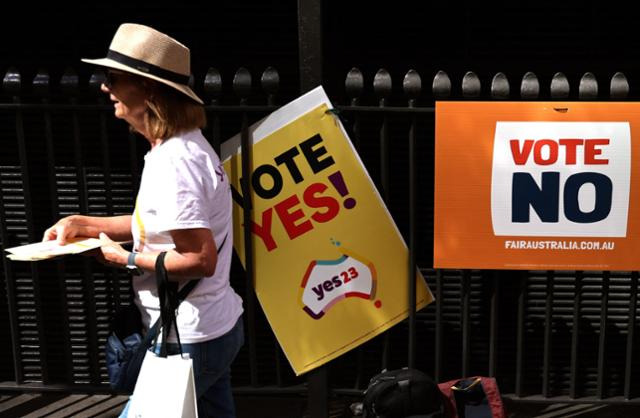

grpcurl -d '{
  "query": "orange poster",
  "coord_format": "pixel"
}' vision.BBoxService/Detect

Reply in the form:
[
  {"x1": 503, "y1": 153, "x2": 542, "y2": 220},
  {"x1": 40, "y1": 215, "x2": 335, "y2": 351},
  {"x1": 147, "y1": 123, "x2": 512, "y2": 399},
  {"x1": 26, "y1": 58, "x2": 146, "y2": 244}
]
[{"x1": 434, "y1": 102, "x2": 639, "y2": 270}]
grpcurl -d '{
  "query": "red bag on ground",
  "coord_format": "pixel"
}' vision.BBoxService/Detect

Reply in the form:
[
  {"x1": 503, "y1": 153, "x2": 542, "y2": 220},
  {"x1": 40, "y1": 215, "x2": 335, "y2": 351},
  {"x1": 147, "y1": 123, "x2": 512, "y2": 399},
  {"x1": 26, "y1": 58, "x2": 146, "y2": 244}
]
[{"x1": 438, "y1": 376, "x2": 506, "y2": 418}]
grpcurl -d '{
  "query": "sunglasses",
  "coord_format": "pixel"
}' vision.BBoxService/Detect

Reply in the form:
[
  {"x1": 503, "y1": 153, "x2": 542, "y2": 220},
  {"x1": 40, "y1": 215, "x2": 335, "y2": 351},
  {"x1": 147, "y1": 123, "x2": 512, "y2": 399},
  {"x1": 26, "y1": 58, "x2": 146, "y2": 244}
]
[{"x1": 103, "y1": 70, "x2": 128, "y2": 89}]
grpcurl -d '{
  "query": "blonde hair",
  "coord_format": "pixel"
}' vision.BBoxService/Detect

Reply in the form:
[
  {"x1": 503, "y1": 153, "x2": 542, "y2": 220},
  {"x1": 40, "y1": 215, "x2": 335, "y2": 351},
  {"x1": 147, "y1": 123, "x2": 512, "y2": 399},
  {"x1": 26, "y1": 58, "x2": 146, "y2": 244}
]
[{"x1": 143, "y1": 81, "x2": 206, "y2": 139}]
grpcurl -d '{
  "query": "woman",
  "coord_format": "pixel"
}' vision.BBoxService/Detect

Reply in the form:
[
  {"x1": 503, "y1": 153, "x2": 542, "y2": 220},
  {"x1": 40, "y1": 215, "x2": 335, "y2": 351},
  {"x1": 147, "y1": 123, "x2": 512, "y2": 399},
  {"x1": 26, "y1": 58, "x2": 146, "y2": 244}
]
[{"x1": 42, "y1": 23, "x2": 244, "y2": 417}]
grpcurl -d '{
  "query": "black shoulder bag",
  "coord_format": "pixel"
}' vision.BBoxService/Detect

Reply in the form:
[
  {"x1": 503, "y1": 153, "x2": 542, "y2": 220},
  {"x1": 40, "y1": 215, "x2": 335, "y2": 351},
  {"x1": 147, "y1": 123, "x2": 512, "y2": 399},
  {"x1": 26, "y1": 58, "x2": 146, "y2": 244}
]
[
  {"x1": 105, "y1": 258, "x2": 196, "y2": 394},
  {"x1": 362, "y1": 367, "x2": 444, "y2": 418},
  {"x1": 105, "y1": 235, "x2": 226, "y2": 394}
]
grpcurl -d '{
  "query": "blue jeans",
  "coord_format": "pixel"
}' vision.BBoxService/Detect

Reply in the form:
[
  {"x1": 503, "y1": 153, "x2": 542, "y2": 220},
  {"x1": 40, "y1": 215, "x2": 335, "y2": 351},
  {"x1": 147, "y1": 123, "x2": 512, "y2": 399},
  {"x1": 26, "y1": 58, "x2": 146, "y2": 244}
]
[{"x1": 119, "y1": 317, "x2": 244, "y2": 418}]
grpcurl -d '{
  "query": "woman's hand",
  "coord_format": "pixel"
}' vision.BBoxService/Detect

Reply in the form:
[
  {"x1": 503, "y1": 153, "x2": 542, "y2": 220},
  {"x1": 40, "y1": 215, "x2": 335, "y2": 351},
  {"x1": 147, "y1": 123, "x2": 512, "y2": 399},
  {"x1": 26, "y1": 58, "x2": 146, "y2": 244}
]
[
  {"x1": 99, "y1": 232, "x2": 130, "y2": 267},
  {"x1": 42, "y1": 215, "x2": 81, "y2": 245}
]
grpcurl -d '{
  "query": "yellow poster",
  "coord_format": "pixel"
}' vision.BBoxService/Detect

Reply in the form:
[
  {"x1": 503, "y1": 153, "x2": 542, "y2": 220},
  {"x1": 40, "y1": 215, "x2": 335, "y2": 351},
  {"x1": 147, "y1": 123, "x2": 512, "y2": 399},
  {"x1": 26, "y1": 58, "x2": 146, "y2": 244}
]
[{"x1": 222, "y1": 87, "x2": 433, "y2": 375}]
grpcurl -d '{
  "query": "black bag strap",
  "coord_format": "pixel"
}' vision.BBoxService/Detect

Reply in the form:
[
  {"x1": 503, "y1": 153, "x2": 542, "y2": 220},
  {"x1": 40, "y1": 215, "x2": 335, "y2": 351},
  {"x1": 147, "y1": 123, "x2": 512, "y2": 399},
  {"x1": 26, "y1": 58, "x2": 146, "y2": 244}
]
[
  {"x1": 139, "y1": 315, "x2": 162, "y2": 353},
  {"x1": 155, "y1": 251, "x2": 182, "y2": 358}
]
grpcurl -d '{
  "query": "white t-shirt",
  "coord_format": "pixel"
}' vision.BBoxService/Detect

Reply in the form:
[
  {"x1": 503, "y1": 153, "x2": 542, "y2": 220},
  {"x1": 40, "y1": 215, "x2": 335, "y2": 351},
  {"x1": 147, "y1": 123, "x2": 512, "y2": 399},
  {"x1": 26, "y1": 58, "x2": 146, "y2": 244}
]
[{"x1": 131, "y1": 129, "x2": 243, "y2": 343}]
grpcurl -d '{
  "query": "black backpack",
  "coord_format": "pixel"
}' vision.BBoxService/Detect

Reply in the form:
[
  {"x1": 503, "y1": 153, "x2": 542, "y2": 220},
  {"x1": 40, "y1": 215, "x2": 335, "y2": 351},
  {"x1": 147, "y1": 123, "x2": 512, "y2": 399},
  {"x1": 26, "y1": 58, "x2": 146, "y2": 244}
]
[{"x1": 363, "y1": 367, "x2": 444, "y2": 418}]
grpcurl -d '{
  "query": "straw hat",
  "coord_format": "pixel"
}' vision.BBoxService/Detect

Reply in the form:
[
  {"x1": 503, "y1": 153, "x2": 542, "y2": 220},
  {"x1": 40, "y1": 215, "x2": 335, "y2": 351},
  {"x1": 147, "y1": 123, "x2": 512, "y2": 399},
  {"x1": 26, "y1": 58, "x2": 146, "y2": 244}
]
[{"x1": 82, "y1": 23, "x2": 203, "y2": 104}]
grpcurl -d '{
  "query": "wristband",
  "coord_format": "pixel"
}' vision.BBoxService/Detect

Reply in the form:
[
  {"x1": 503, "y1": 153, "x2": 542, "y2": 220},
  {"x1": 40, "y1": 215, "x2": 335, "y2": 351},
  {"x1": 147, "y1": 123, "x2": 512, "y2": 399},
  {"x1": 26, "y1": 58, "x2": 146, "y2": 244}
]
[{"x1": 126, "y1": 252, "x2": 137, "y2": 270}]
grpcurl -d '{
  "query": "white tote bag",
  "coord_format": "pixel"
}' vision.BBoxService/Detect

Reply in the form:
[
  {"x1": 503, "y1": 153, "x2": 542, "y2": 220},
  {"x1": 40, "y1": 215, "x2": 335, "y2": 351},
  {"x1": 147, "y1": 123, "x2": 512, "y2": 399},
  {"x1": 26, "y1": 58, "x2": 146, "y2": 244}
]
[{"x1": 128, "y1": 349, "x2": 198, "y2": 418}]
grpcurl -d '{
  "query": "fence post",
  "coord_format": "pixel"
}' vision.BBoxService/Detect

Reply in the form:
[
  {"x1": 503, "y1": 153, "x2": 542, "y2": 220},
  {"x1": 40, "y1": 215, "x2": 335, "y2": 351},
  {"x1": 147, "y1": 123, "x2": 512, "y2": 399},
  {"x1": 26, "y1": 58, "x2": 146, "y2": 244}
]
[
  {"x1": 259, "y1": 66, "x2": 288, "y2": 387},
  {"x1": 374, "y1": 68, "x2": 392, "y2": 373},
  {"x1": 234, "y1": 67, "x2": 260, "y2": 389},
  {"x1": 298, "y1": 1, "x2": 327, "y2": 414},
  {"x1": 204, "y1": 67, "x2": 223, "y2": 154},
  {"x1": 298, "y1": 0, "x2": 323, "y2": 93},
  {"x1": 1, "y1": 67, "x2": 25, "y2": 385},
  {"x1": 61, "y1": 67, "x2": 100, "y2": 385},
  {"x1": 432, "y1": 70, "x2": 449, "y2": 382},
  {"x1": 403, "y1": 69, "x2": 421, "y2": 369}
]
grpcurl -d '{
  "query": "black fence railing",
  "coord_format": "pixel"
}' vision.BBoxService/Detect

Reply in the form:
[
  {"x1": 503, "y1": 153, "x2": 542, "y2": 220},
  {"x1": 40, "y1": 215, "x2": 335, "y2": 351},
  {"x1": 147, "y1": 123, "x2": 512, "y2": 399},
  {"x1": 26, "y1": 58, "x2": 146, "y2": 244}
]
[{"x1": 1, "y1": 65, "x2": 640, "y2": 416}]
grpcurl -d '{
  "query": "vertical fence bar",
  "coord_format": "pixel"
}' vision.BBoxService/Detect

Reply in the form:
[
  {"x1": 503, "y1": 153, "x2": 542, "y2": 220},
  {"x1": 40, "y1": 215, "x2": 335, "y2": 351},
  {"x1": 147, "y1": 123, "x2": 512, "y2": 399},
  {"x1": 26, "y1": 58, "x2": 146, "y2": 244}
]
[
  {"x1": 489, "y1": 271, "x2": 499, "y2": 377},
  {"x1": 432, "y1": 70, "x2": 449, "y2": 383},
  {"x1": 461, "y1": 270, "x2": 471, "y2": 377},
  {"x1": 374, "y1": 69, "x2": 392, "y2": 372},
  {"x1": 624, "y1": 271, "x2": 638, "y2": 399},
  {"x1": 597, "y1": 271, "x2": 609, "y2": 399},
  {"x1": 354, "y1": 344, "x2": 364, "y2": 390},
  {"x1": 92, "y1": 71, "x2": 114, "y2": 219},
  {"x1": 0, "y1": 186, "x2": 21, "y2": 383},
  {"x1": 62, "y1": 68, "x2": 100, "y2": 384},
  {"x1": 35, "y1": 69, "x2": 74, "y2": 384},
  {"x1": 234, "y1": 68, "x2": 259, "y2": 388},
  {"x1": 488, "y1": 76, "x2": 504, "y2": 379},
  {"x1": 408, "y1": 104, "x2": 417, "y2": 368},
  {"x1": 542, "y1": 270, "x2": 553, "y2": 397},
  {"x1": 10, "y1": 69, "x2": 50, "y2": 383},
  {"x1": 345, "y1": 68, "x2": 362, "y2": 151},
  {"x1": 1, "y1": 69, "x2": 24, "y2": 384},
  {"x1": 515, "y1": 273, "x2": 526, "y2": 397},
  {"x1": 62, "y1": 70, "x2": 87, "y2": 220},
  {"x1": 91, "y1": 70, "x2": 121, "y2": 310},
  {"x1": 260, "y1": 66, "x2": 285, "y2": 388},
  {"x1": 460, "y1": 70, "x2": 477, "y2": 378},
  {"x1": 33, "y1": 70, "x2": 59, "y2": 234},
  {"x1": 308, "y1": 366, "x2": 328, "y2": 418},
  {"x1": 91, "y1": 70, "x2": 125, "y2": 386},
  {"x1": 241, "y1": 105, "x2": 258, "y2": 384},
  {"x1": 298, "y1": 2, "x2": 327, "y2": 413},
  {"x1": 274, "y1": 345, "x2": 284, "y2": 388},
  {"x1": 570, "y1": 270, "x2": 583, "y2": 398},
  {"x1": 374, "y1": 69, "x2": 391, "y2": 204},
  {"x1": 298, "y1": 0, "x2": 323, "y2": 93},
  {"x1": 435, "y1": 269, "x2": 443, "y2": 381},
  {"x1": 345, "y1": 68, "x2": 365, "y2": 388},
  {"x1": 204, "y1": 68, "x2": 223, "y2": 155},
  {"x1": 404, "y1": 70, "x2": 421, "y2": 369}
]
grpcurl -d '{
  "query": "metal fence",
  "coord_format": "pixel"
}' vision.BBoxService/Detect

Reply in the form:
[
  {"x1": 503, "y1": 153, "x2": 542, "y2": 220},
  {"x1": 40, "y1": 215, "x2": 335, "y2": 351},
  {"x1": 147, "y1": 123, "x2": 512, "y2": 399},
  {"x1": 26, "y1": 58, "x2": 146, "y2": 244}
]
[{"x1": 1, "y1": 65, "x2": 640, "y2": 417}]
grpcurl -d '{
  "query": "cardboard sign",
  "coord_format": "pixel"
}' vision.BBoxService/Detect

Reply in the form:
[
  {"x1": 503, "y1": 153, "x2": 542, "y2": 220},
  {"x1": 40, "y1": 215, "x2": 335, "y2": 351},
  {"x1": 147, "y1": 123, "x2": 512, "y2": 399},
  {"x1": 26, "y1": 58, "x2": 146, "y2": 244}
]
[
  {"x1": 222, "y1": 87, "x2": 433, "y2": 375},
  {"x1": 434, "y1": 102, "x2": 639, "y2": 270}
]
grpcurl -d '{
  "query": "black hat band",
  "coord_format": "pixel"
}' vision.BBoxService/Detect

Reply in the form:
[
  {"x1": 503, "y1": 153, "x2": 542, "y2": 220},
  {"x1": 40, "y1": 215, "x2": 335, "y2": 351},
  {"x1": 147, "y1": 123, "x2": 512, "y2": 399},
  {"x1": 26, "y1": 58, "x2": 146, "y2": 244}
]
[{"x1": 107, "y1": 49, "x2": 190, "y2": 85}]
